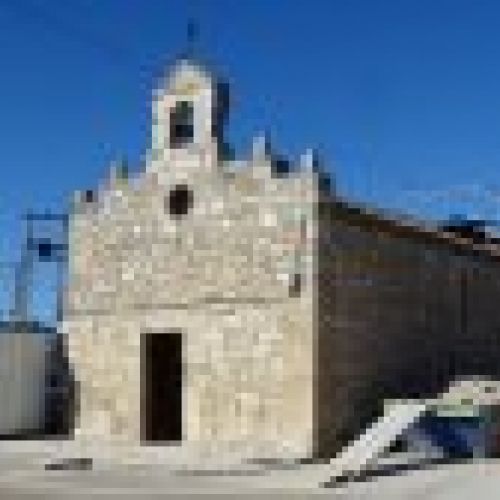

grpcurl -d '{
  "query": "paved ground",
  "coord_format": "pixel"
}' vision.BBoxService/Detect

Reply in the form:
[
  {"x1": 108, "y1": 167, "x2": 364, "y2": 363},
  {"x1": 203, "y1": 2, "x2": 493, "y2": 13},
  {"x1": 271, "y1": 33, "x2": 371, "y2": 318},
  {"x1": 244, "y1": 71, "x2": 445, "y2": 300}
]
[{"x1": 0, "y1": 441, "x2": 497, "y2": 499}]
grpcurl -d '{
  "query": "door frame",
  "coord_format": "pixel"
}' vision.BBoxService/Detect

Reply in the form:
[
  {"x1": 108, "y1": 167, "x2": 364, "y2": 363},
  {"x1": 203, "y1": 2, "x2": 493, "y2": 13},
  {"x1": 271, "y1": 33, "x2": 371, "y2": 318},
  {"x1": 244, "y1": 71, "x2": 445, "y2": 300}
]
[{"x1": 140, "y1": 331, "x2": 184, "y2": 444}]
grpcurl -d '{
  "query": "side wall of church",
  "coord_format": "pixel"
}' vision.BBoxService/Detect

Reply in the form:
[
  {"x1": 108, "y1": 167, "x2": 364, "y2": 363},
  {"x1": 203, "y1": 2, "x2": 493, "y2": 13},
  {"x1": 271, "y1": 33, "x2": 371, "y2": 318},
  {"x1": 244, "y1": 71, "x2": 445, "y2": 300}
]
[{"x1": 316, "y1": 203, "x2": 500, "y2": 458}]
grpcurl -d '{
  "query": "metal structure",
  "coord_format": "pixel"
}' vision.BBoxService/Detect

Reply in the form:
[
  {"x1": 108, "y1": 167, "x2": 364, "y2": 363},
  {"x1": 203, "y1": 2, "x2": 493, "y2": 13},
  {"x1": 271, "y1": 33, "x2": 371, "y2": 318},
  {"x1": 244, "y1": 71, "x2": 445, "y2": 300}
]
[{"x1": 11, "y1": 211, "x2": 68, "y2": 326}]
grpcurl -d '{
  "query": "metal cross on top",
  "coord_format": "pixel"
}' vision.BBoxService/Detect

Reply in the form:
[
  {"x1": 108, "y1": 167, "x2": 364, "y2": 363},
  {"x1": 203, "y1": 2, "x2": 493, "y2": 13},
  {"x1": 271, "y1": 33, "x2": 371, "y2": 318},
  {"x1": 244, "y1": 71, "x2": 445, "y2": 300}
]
[{"x1": 182, "y1": 17, "x2": 200, "y2": 60}]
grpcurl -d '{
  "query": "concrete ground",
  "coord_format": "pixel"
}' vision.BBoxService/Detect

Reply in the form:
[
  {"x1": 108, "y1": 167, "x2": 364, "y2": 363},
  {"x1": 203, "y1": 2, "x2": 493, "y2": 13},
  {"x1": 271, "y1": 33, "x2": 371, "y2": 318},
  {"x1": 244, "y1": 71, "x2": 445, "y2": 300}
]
[{"x1": 0, "y1": 440, "x2": 496, "y2": 499}]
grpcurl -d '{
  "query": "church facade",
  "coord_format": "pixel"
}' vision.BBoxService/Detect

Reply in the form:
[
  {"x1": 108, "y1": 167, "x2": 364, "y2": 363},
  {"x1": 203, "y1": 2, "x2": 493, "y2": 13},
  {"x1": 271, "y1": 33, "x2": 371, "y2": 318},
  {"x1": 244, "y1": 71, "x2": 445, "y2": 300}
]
[
  {"x1": 65, "y1": 59, "x2": 323, "y2": 459},
  {"x1": 63, "y1": 58, "x2": 500, "y2": 460}
]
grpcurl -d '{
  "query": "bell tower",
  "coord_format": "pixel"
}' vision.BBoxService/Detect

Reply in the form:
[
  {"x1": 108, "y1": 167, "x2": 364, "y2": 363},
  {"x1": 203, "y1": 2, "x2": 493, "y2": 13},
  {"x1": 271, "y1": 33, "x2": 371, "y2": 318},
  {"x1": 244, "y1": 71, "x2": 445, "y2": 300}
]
[{"x1": 149, "y1": 58, "x2": 228, "y2": 182}]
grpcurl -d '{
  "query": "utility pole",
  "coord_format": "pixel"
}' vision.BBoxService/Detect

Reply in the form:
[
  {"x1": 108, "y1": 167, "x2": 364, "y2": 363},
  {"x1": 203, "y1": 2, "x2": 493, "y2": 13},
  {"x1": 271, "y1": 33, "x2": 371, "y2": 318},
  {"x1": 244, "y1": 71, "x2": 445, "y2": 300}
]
[{"x1": 11, "y1": 210, "x2": 34, "y2": 324}]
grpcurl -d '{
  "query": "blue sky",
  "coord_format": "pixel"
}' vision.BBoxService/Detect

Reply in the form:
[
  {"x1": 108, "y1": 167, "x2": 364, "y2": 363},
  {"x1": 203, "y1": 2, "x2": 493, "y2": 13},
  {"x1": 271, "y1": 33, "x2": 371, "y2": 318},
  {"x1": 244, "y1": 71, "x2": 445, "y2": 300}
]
[{"x1": 2, "y1": 0, "x2": 500, "y2": 321}]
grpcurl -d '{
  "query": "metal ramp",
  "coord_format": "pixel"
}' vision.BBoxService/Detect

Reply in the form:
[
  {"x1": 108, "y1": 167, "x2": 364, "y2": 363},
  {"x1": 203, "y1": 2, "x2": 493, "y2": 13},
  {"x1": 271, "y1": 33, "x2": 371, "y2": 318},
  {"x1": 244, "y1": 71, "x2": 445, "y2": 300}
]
[
  {"x1": 327, "y1": 377, "x2": 500, "y2": 484},
  {"x1": 327, "y1": 401, "x2": 429, "y2": 481}
]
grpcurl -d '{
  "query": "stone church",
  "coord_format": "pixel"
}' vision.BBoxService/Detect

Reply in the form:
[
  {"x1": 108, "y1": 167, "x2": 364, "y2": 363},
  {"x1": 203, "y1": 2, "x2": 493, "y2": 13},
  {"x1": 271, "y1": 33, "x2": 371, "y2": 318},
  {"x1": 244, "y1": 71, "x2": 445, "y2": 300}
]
[
  {"x1": 65, "y1": 58, "x2": 324, "y2": 459},
  {"x1": 63, "y1": 57, "x2": 500, "y2": 460}
]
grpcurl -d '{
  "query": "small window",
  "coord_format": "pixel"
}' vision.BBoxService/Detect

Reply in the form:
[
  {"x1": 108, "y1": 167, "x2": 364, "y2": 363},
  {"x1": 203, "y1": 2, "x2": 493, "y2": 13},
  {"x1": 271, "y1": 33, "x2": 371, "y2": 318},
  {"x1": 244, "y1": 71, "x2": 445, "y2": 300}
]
[
  {"x1": 84, "y1": 189, "x2": 95, "y2": 203},
  {"x1": 167, "y1": 185, "x2": 193, "y2": 218},
  {"x1": 170, "y1": 101, "x2": 194, "y2": 148},
  {"x1": 289, "y1": 273, "x2": 302, "y2": 297},
  {"x1": 484, "y1": 385, "x2": 497, "y2": 394}
]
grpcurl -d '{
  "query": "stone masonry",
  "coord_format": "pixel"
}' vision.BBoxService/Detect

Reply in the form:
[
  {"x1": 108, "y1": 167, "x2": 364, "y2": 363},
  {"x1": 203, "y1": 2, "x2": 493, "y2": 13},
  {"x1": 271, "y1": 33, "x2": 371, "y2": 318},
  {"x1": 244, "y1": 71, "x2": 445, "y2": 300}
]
[{"x1": 63, "y1": 59, "x2": 325, "y2": 459}]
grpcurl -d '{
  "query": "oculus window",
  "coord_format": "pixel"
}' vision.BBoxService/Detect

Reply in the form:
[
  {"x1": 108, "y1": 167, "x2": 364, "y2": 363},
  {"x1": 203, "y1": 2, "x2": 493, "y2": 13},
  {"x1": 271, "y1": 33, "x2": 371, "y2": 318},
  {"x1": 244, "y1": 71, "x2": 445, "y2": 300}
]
[{"x1": 167, "y1": 185, "x2": 193, "y2": 218}]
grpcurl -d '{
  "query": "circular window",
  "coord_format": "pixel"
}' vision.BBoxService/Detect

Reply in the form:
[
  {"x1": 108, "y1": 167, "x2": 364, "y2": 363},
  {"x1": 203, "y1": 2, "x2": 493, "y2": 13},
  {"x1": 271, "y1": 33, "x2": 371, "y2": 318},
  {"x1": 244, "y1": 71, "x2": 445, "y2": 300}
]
[{"x1": 167, "y1": 184, "x2": 193, "y2": 218}]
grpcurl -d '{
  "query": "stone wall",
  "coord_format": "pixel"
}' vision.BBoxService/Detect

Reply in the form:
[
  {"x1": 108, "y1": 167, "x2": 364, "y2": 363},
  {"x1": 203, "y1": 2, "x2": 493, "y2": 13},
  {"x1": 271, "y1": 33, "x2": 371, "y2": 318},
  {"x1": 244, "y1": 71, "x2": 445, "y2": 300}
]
[
  {"x1": 65, "y1": 298, "x2": 315, "y2": 458},
  {"x1": 316, "y1": 202, "x2": 500, "y2": 457},
  {"x1": 68, "y1": 166, "x2": 316, "y2": 313},
  {"x1": 65, "y1": 155, "x2": 321, "y2": 458}
]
